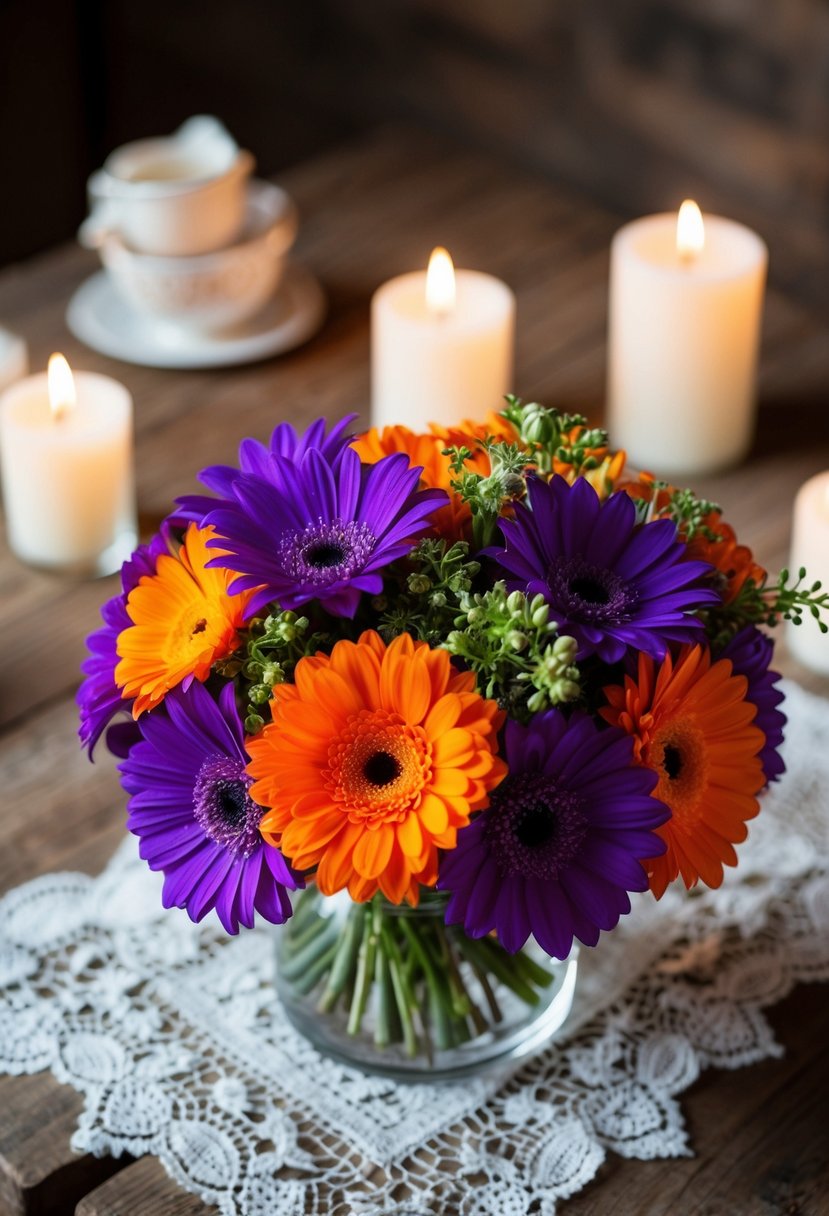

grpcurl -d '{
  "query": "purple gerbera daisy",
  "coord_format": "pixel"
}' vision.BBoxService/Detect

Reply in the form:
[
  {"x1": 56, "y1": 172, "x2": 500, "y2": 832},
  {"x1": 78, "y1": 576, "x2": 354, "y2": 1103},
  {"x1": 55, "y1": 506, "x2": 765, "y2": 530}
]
[
  {"x1": 721, "y1": 626, "x2": 786, "y2": 784},
  {"x1": 437, "y1": 711, "x2": 669, "y2": 958},
  {"x1": 199, "y1": 445, "x2": 447, "y2": 618},
  {"x1": 176, "y1": 414, "x2": 357, "y2": 525},
  {"x1": 493, "y1": 475, "x2": 720, "y2": 664},
  {"x1": 120, "y1": 680, "x2": 300, "y2": 934},
  {"x1": 77, "y1": 530, "x2": 170, "y2": 758}
]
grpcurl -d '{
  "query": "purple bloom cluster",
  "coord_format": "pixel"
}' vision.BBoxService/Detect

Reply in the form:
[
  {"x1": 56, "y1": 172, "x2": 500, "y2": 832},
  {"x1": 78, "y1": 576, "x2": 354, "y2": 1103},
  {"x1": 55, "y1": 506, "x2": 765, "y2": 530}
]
[
  {"x1": 494, "y1": 475, "x2": 720, "y2": 664},
  {"x1": 438, "y1": 711, "x2": 669, "y2": 957},
  {"x1": 721, "y1": 625, "x2": 786, "y2": 784},
  {"x1": 178, "y1": 417, "x2": 447, "y2": 619},
  {"x1": 120, "y1": 680, "x2": 300, "y2": 934}
]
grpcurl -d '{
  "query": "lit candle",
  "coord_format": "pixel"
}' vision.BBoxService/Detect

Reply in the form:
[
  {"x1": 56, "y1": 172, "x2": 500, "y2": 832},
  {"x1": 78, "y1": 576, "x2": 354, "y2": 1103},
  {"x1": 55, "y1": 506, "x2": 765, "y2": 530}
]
[
  {"x1": 371, "y1": 247, "x2": 515, "y2": 431},
  {"x1": 787, "y1": 471, "x2": 829, "y2": 674},
  {"x1": 607, "y1": 201, "x2": 767, "y2": 475},
  {"x1": 0, "y1": 326, "x2": 28, "y2": 392},
  {"x1": 0, "y1": 354, "x2": 137, "y2": 575}
]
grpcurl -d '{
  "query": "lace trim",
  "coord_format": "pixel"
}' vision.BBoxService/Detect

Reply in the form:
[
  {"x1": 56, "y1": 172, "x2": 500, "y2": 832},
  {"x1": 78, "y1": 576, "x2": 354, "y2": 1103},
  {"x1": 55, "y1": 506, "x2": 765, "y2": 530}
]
[{"x1": 1, "y1": 681, "x2": 827, "y2": 1215}]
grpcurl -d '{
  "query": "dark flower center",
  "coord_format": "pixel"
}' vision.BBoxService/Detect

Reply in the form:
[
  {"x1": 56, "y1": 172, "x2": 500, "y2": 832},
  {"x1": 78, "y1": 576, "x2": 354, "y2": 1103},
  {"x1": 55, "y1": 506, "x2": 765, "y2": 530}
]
[
  {"x1": 306, "y1": 541, "x2": 346, "y2": 569},
  {"x1": 278, "y1": 517, "x2": 377, "y2": 587},
  {"x1": 193, "y1": 755, "x2": 263, "y2": 857},
  {"x1": 547, "y1": 555, "x2": 635, "y2": 624},
  {"x1": 568, "y1": 576, "x2": 610, "y2": 606},
  {"x1": 514, "y1": 803, "x2": 559, "y2": 849},
  {"x1": 363, "y1": 750, "x2": 402, "y2": 787},
  {"x1": 485, "y1": 772, "x2": 589, "y2": 879},
  {"x1": 662, "y1": 744, "x2": 683, "y2": 781}
]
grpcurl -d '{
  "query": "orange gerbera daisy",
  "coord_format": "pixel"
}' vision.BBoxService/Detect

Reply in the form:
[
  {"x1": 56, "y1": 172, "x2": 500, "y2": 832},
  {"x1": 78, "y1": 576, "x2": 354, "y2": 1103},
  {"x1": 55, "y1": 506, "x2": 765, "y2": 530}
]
[
  {"x1": 247, "y1": 630, "x2": 506, "y2": 904},
  {"x1": 600, "y1": 645, "x2": 765, "y2": 898},
  {"x1": 352, "y1": 413, "x2": 518, "y2": 540},
  {"x1": 115, "y1": 524, "x2": 253, "y2": 718}
]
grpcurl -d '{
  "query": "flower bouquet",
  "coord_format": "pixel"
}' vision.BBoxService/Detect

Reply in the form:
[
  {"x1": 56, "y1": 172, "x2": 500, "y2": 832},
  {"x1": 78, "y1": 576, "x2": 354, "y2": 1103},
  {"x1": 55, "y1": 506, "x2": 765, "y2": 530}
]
[{"x1": 79, "y1": 399, "x2": 827, "y2": 1077}]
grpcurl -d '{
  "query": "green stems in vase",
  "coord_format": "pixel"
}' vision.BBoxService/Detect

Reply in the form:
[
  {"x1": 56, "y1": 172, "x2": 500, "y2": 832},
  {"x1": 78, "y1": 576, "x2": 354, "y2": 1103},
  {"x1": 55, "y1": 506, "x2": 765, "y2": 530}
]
[{"x1": 277, "y1": 888, "x2": 557, "y2": 1062}]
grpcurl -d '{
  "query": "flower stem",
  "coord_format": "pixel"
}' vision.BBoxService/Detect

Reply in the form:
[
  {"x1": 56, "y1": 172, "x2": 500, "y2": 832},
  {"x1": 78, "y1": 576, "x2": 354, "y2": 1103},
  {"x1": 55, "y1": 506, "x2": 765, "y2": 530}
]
[
  {"x1": 318, "y1": 904, "x2": 364, "y2": 1013},
  {"x1": 346, "y1": 906, "x2": 376, "y2": 1036}
]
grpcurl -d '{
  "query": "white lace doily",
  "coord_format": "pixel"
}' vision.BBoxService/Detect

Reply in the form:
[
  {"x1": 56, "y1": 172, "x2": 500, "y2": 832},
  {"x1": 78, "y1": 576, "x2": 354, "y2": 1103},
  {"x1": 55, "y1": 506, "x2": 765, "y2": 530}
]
[{"x1": 1, "y1": 681, "x2": 828, "y2": 1216}]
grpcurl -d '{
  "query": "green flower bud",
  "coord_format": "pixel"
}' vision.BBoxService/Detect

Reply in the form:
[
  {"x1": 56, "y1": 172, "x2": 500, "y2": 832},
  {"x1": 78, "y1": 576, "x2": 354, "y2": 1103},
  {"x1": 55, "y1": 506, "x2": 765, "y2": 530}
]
[
  {"x1": 507, "y1": 630, "x2": 529, "y2": 652},
  {"x1": 260, "y1": 662, "x2": 281, "y2": 686},
  {"x1": 553, "y1": 678, "x2": 580, "y2": 703},
  {"x1": 407, "y1": 573, "x2": 433, "y2": 595},
  {"x1": 506, "y1": 590, "x2": 524, "y2": 614},
  {"x1": 245, "y1": 713, "x2": 265, "y2": 734},
  {"x1": 502, "y1": 472, "x2": 526, "y2": 498},
  {"x1": 249, "y1": 683, "x2": 272, "y2": 705},
  {"x1": 531, "y1": 602, "x2": 549, "y2": 629},
  {"x1": 553, "y1": 635, "x2": 578, "y2": 662},
  {"x1": 430, "y1": 591, "x2": 448, "y2": 608},
  {"x1": 522, "y1": 404, "x2": 557, "y2": 445}
]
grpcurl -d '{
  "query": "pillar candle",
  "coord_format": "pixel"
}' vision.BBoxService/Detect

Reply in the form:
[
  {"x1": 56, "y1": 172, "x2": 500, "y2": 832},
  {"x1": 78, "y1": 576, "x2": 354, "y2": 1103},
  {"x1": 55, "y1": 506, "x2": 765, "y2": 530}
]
[
  {"x1": 371, "y1": 247, "x2": 515, "y2": 431},
  {"x1": 787, "y1": 471, "x2": 829, "y2": 674},
  {"x1": 607, "y1": 202, "x2": 767, "y2": 476},
  {"x1": 0, "y1": 354, "x2": 137, "y2": 575},
  {"x1": 0, "y1": 326, "x2": 28, "y2": 392}
]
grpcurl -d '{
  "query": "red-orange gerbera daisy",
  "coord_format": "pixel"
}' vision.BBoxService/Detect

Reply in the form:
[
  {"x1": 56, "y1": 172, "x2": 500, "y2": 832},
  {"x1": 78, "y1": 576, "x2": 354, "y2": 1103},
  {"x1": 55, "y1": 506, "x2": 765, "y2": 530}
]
[
  {"x1": 247, "y1": 630, "x2": 506, "y2": 904},
  {"x1": 352, "y1": 413, "x2": 518, "y2": 540},
  {"x1": 115, "y1": 524, "x2": 253, "y2": 718},
  {"x1": 686, "y1": 516, "x2": 766, "y2": 605},
  {"x1": 600, "y1": 645, "x2": 766, "y2": 898}
]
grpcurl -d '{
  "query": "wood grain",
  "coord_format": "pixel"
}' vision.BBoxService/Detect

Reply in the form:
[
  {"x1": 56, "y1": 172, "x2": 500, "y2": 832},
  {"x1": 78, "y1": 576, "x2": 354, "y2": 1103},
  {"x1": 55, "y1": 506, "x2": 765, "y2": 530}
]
[{"x1": 0, "y1": 125, "x2": 826, "y2": 1216}]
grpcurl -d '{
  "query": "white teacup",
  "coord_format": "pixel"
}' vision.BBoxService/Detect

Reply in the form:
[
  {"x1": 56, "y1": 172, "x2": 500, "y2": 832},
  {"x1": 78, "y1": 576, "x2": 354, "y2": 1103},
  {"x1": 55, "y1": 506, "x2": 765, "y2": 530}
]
[{"x1": 79, "y1": 116, "x2": 255, "y2": 256}]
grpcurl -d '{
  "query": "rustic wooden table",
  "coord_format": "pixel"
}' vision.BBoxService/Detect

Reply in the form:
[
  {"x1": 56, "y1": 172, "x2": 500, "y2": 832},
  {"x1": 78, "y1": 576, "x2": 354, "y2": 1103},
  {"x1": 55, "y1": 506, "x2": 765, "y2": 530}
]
[{"x1": 0, "y1": 126, "x2": 827, "y2": 1216}]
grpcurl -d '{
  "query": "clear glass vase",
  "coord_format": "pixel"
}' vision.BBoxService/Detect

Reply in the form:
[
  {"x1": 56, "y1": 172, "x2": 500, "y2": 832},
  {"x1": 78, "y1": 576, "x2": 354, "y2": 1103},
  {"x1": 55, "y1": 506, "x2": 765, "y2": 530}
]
[{"x1": 274, "y1": 886, "x2": 578, "y2": 1081}]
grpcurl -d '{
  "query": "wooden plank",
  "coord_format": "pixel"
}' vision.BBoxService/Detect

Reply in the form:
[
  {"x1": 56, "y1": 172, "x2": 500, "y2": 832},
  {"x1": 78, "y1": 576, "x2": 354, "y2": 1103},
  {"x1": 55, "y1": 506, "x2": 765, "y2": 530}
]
[
  {"x1": 76, "y1": 1157, "x2": 213, "y2": 1216},
  {"x1": 0, "y1": 1074, "x2": 126, "y2": 1216}
]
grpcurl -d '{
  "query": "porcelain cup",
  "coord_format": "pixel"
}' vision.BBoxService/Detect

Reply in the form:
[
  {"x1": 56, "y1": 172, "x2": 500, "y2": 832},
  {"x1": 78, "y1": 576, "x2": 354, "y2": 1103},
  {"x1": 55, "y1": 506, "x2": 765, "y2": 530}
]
[{"x1": 79, "y1": 116, "x2": 255, "y2": 256}]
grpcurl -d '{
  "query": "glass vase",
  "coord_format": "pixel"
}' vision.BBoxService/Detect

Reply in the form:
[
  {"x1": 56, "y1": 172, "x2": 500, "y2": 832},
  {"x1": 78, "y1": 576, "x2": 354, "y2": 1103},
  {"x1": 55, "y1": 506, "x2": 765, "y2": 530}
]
[{"x1": 274, "y1": 886, "x2": 578, "y2": 1081}]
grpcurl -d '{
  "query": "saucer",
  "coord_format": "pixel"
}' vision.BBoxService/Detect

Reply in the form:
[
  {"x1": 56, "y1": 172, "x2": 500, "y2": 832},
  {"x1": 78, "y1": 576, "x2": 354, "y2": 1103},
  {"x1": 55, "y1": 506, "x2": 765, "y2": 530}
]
[{"x1": 66, "y1": 262, "x2": 326, "y2": 369}]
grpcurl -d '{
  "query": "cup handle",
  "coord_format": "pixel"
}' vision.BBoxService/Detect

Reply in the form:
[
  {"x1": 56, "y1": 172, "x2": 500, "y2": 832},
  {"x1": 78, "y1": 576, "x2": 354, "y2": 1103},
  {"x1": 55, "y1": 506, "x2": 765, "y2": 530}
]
[{"x1": 78, "y1": 203, "x2": 118, "y2": 250}]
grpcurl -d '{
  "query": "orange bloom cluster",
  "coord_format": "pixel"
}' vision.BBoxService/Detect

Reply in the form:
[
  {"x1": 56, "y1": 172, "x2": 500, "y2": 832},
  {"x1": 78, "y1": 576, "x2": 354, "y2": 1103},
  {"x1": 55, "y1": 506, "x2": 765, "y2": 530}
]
[
  {"x1": 247, "y1": 631, "x2": 506, "y2": 904},
  {"x1": 115, "y1": 524, "x2": 253, "y2": 717},
  {"x1": 601, "y1": 646, "x2": 766, "y2": 898},
  {"x1": 352, "y1": 412, "x2": 517, "y2": 540}
]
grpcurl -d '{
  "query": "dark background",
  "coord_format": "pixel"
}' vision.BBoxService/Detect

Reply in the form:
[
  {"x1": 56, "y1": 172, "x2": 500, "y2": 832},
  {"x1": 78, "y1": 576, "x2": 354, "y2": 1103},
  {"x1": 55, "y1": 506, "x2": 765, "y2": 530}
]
[{"x1": 2, "y1": 0, "x2": 828, "y2": 313}]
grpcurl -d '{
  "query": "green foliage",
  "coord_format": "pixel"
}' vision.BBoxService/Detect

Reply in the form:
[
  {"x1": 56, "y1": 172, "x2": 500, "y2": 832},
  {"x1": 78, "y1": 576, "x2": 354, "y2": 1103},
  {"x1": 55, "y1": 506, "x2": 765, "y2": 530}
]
[
  {"x1": 708, "y1": 567, "x2": 829, "y2": 648},
  {"x1": 221, "y1": 610, "x2": 330, "y2": 734},
  {"x1": 500, "y1": 394, "x2": 611, "y2": 477},
  {"x1": 444, "y1": 439, "x2": 530, "y2": 549},
  {"x1": 442, "y1": 582, "x2": 580, "y2": 718},
  {"x1": 377, "y1": 538, "x2": 480, "y2": 645}
]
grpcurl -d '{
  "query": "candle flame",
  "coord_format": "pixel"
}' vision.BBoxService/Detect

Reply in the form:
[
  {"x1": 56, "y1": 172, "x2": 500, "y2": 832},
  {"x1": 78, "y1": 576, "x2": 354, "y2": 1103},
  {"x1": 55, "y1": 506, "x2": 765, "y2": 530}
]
[
  {"x1": 48, "y1": 353, "x2": 76, "y2": 421},
  {"x1": 426, "y1": 246, "x2": 456, "y2": 316},
  {"x1": 676, "y1": 200, "x2": 705, "y2": 260}
]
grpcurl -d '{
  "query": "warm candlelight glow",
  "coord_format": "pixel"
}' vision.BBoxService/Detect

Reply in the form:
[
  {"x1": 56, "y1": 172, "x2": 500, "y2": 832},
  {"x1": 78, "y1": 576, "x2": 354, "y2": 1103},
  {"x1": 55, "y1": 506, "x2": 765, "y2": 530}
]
[
  {"x1": 47, "y1": 353, "x2": 76, "y2": 421},
  {"x1": 426, "y1": 246, "x2": 456, "y2": 316},
  {"x1": 676, "y1": 200, "x2": 705, "y2": 260}
]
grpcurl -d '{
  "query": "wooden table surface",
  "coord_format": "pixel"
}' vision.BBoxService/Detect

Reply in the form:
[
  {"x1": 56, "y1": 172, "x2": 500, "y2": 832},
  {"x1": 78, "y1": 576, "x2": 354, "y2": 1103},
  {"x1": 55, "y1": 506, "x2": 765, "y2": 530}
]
[{"x1": 0, "y1": 126, "x2": 828, "y2": 1216}]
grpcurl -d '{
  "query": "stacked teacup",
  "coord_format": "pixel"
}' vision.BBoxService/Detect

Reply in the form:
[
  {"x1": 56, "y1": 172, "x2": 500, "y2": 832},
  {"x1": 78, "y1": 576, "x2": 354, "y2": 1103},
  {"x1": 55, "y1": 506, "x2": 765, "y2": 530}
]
[{"x1": 79, "y1": 117, "x2": 298, "y2": 332}]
